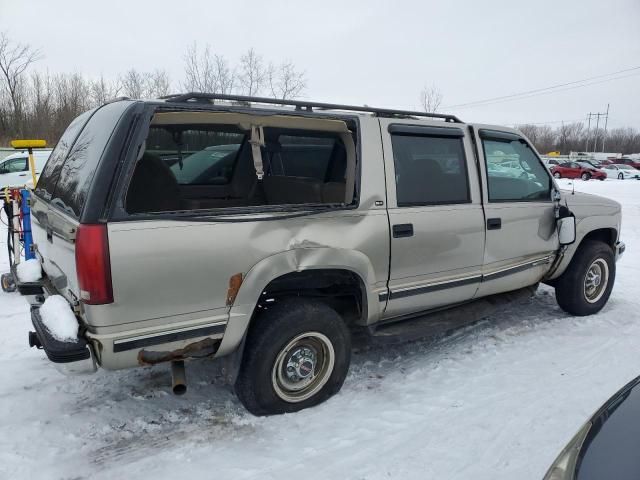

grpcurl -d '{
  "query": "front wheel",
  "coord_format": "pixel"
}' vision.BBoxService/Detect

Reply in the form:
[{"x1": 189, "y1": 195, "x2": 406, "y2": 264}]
[
  {"x1": 553, "y1": 172, "x2": 561, "y2": 179},
  {"x1": 235, "y1": 298, "x2": 351, "y2": 415},
  {"x1": 581, "y1": 172, "x2": 591, "y2": 181},
  {"x1": 618, "y1": 173, "x2": 624, "y2": 180},
  {"x1": 555, "y1": 241, "x2": 615, "y2": 316}
]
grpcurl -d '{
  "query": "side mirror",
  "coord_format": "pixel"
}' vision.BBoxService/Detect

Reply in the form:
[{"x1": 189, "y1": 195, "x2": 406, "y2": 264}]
[{"x1": 558, "y1": 216, "x2": 576, "y2": 245}]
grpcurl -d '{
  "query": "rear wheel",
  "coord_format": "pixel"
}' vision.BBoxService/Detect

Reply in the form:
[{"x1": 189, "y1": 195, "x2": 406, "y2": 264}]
[
  {"x1": 555, "y1": 241, "x2": 615, "y2": 316},
  {"x1": 618, "y1": 173, "x2": 624, "y2": 180},
  {"x1": 581, "y1": 172, "x2": 591, "y2": 181},
  {"x1": 553, "y1": 172, "x2": 561, "y2": 179},
  {"x1": 235, "y1": 298, "x2": 351, "y2": 416}
]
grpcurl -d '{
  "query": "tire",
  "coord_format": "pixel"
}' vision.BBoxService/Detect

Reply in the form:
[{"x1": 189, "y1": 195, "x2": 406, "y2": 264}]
[
  {"x1": 553, "y1": 172, "x2": 561, "y2": 179},
  {"x1": 581, "y1": 172, "x2": 591, "y2": 181},
  {"x1": 235, "y1": 298, "x2": 351, "y2": 416},
  {"x1": 618, "y1": 173, "x2": 624, "y2": 180},
  {"x1": 1, "y1": 273, "x2": 17, "y2": 293},
  {"x1": 555, "y1": 240, "x2": 615, "y2": 316}
]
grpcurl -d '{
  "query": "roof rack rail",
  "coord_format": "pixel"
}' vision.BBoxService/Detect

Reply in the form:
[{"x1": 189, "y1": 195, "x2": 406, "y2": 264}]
[{"x1": 159, "y1": 92, "x2": 462, "y2": 123}]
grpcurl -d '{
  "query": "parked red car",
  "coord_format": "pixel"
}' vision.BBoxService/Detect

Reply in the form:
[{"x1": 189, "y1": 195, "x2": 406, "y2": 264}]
[
  {"x1": 613, "y1": 157, "x2": 640, "y2": 169},
  {"x1": 551, "y1": 161, "x2": 607, "y2": 181}
]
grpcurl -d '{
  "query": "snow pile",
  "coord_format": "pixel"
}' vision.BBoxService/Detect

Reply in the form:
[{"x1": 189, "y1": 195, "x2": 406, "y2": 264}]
[
  {"x1": 16, "y1": 258, "x2": 42, "y2": 282},
  {"x1": 39, "y1": 295, "x2": 78, "y2": 342}
]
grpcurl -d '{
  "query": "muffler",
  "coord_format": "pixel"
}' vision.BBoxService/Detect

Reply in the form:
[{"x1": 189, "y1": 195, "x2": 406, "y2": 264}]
[{"x1": 171, "y1": 360, "x2": 187, "y2": 395}]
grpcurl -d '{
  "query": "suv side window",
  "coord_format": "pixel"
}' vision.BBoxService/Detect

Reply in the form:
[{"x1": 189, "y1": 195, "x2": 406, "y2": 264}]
[
  {"x1": 481, "y1": 132, "x2": 551, "y2": 202},
  {"x1": 390, "y1": 132, "x2": 470, "y2": 206}
]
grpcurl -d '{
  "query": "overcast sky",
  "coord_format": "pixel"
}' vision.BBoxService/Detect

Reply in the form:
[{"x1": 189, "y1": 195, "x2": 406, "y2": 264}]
[{"x1": 1, "y1": 0, "x2": 639, "y2": 128}]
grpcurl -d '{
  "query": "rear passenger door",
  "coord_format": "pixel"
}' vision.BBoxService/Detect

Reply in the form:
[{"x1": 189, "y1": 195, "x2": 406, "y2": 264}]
[
  {"x1": 380, "y1": 119, "x2": 485, "y2": 319},
  {"x1": 475, "y1": 128, "x2": 558, "y2": 298}
]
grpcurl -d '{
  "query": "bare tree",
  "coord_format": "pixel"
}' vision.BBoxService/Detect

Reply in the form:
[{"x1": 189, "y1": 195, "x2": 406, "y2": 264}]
[
  {"x1": 238, "y1": 48, "x2": 265, "y2": 96},
  {"x1": 120, "y1": 69, "x2": 148, "y2": 99},
  {"x1": 0, "y1": 31, "x2": 42, "y2": 135},
  {"x1": 148, "y1": 69, "x2": 171, "y2": 97},
  {"x1": 267, "y1": 61, "x2": 306, "y2": 100},
  {"x1": 183, "y1": 42, "x2": 235, "y2": 94},
  {"x1": 420, "y1": 85, "x2": 443, "y2": 113},
  {"x1": 90, "y1": 74, "x2": 121, "y2": 105}
]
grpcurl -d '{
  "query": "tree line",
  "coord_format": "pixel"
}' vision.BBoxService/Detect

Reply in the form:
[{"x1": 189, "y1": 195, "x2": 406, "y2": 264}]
[
  {"x1": 516, "y1": 123, "x2": 640, "y2": 156},
  {"x1": 0, "y1": 33, "x2": 306, "y2": 145},
  {"x1": 1, "y1": 31, "x2": 638, "y2": 155}
]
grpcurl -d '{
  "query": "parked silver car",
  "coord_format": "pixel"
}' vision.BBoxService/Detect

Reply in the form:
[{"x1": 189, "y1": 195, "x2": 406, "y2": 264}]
[{"x1": 19, "y1": 93, "x2": 625, "y2": 415}]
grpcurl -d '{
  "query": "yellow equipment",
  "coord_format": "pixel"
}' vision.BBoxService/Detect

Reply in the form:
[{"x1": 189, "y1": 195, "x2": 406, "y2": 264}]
[{"x1": 10, "y1": 139, "x2": 47, "y2": 187}]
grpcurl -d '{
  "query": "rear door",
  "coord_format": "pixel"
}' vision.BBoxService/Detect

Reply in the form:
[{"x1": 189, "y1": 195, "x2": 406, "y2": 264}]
[
  {"x1": 474, "y1": 128, "x2": 558, "y2": 298},
  {"x1": 32, "y1": 103, "x2": 129, "y2": 301},
  {"x1": 379, "y1": 119, "x2": 485, "y2": 319}
]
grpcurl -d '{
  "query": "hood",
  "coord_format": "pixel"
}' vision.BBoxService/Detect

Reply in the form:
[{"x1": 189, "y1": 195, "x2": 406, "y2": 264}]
[
  {"x1": 560, "y1": 190, "x2": 621, "y2": 211},
  {"x1": 560, "y1": 190, "x2": 621, "y2": 232}
]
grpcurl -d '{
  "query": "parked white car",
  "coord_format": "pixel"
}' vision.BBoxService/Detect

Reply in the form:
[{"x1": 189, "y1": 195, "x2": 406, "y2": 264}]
[
  {"x1": 602, "y1": 163, "x2": 640, "y2": 180},
  {"x1": 0, "y1": 150, "x2": 51, "y2": 190}
]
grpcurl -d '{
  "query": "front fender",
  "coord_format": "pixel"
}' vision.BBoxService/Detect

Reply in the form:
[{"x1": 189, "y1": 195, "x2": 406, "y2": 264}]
[{"x1": 216, "y1": 247, "x2": 383, "y2": 356}]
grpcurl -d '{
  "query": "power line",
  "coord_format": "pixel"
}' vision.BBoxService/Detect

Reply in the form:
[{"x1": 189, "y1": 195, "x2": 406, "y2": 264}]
[{"x1": 444, "y1": 66, "x2": 640, "y2": 109}]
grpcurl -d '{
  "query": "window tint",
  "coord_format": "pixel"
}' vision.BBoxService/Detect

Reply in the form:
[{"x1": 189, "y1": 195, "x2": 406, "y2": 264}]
[
  {"x1": 269, "y1": 135, "x2": 338, "y2": 181},
  {"x1": 51, "y1": 102, "x2": 126, "y2": 218},
  {"x1": 391, "y1": 134, "x2": 470, "y2": 206},
  {"x1": 145, "y1": 127, "x2": 244, "y2": 185},
  {"x1": 482, "y1": 137, "x2": 551, "y2": 202},
  {"x1": 35, "y1": 109, "x2": 93, "y2": 200}
]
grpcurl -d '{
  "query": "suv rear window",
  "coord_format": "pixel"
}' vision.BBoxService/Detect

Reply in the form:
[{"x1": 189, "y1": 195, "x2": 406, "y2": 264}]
[
  {"x1": 36, "y1": 102, "x2": 126, "y2": 218},
  {"x1": 36, "y1": 110, "x2": 93, "y2": 200}
]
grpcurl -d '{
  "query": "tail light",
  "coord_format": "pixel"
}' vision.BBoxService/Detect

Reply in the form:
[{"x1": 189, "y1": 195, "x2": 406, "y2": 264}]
[{"x1": 75, "y1": 224, "x2": 113, "y2": 304}]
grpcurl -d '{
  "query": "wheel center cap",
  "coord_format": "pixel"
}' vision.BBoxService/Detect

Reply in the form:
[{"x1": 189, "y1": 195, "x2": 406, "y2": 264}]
[{"x1": 298, "y1": 360, "x2": 314, "y2": 378}]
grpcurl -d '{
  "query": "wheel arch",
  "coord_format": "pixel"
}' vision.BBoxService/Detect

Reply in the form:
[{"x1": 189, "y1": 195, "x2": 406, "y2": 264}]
[
  {"x1": 547, "y1": 225, "x2": 618, "y2": 282},
  {"x1": 217, "y1": 248, "x2": 381, "y2": 357}
]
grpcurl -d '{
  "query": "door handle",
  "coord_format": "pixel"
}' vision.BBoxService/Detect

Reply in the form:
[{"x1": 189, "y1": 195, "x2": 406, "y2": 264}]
[
  {"x1": 487, "y1": 218, "x2": 502, "y2": 230},
  {"x1": 393, "y1": 223, "x2": 414, "y2": 238}
]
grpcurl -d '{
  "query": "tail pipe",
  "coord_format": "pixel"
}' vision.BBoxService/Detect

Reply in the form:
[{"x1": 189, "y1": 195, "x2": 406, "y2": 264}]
[{"x1": 171, "y1": 360, "x2": 187, "y2": 395}]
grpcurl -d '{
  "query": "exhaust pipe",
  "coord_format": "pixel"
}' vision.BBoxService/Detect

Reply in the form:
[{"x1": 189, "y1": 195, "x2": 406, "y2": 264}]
[{"x1": 171, "y1": 360, "x2": 187, "y2": 395}]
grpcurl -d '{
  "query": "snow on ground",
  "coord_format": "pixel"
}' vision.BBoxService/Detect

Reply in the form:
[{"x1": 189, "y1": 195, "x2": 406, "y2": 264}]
[{"x1": 0, "y1": 179, "x2": 639, "y2": 480}]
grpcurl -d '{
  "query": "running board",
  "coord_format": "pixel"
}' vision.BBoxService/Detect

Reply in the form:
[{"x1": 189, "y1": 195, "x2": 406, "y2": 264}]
[{"x1": 362, "y1": 285, "x2": 538, "y2": 345}]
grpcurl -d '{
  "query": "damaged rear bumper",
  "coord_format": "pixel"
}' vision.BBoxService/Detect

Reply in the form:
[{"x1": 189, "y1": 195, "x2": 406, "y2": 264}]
[{"x1": 30, "y1": 307, "x2": 97, "y2": 375}]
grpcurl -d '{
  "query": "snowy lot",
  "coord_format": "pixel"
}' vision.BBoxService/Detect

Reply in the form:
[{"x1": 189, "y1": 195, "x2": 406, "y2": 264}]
[{"x1": 1, "y1": 179, "x2": 639, "y2": 480}]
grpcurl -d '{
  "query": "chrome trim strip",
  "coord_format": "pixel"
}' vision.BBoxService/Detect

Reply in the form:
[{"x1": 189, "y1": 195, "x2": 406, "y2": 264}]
[{"x1": 382, "y1": 255, "x2": 553, "y2": 302}]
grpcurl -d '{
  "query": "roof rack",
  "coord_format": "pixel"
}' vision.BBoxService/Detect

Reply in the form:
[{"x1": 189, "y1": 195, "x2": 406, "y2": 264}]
[{"x1": 159, "y1": 92, "x2": 462, "y2": 123}]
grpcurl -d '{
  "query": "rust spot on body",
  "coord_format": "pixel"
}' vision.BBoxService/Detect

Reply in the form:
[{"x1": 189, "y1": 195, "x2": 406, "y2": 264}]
[{"x1": 137, "y1": 338, "x2": 220, "y2": 365}]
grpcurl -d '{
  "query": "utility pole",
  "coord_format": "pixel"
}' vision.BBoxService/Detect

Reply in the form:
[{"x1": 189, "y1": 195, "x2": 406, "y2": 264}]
[
  {"x1": 601, "y1": 103, "x2": 610, "y2": 152},
  {"x1": 584, "y1": 107, "x2": 610, "y2": 153},
  {"x1": 585, "y1": 113, "x2": 592, "y2": 152},
  {"x1": 593, "y1": 113, "x2": 601, "y2": 153}
]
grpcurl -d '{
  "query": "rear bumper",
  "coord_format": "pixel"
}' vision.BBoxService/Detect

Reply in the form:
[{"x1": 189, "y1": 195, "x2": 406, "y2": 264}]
[
  {"x1": 10, "y1": 263, "x2": 44, "y2": 298},
  {"x1": 615, "y1": 241, "x2": 626, "y2": 260},
  {"x1": 30, "y1": 306, "x2": 97, "y2": 375}
]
